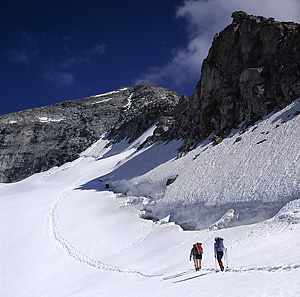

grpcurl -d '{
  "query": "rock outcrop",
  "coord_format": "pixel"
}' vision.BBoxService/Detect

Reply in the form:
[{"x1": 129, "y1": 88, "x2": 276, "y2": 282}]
[
  {"x1": 0, "y1": 83, "x2": 180, "y2": 183},
  {"x1": 155, "y1": 11, "x2": 300, "y2": 150}
]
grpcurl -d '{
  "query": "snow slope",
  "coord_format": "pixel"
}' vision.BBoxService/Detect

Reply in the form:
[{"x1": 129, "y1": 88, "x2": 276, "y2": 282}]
[
  {"x1": 1, "y1": 100, "x2": 300, "y2": 297},
  {"x1": 108, "y1": 98, "x2": 300, "y2": 230}
]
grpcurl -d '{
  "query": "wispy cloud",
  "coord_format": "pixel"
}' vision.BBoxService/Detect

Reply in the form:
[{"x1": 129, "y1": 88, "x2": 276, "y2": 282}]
[
  {"x1": 40, "y1": 43, "x2": 107, "y2": 87},
  {"x1": 41, "y1": 70, "x2": 75, "y2": 87},
  {"x1": 54, "y1": 45, "x2": 106, "y2": 69},
  {"x1": 46, "y1": 43, "x2": 107, "y2": 86},
  {"x1": 88, "y1": 44, "x2": 107, "y2": 56},
  {"x1": 7, "y1": 30, "x2": 38, "y2": 63},
  {"x1": 7, "y1": 29, "x2": 107, "y2": 88},
  {"x1": 135, "y1": 0, "x2": 300, "y2": 93},
  {"x1": 8, "y1": 50, "x2": 30, "y2": 63}
]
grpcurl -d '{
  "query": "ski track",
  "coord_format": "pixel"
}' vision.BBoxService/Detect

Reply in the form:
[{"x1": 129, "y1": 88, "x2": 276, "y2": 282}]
[
  {"x1": 228, "y1": 263, "x2": 300, "y2": 273},
  {"x1": 45, "y1": 147, "x2": 299, "y2": 281},
  {"x1": 48, "y1": 184, "x2": 299, "y2": 280},
  {"x1": 47, "y1": 180, "x2": 216, "y2": 280},
  {"x1": 48, "y1": 186, "x2": 161, "y2": 279},
  {"x1": 162, "y1": 264, "x2": 300, "y2": 284}
]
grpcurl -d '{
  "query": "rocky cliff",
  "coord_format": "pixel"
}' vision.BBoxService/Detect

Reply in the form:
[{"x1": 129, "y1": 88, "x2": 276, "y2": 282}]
[
  {"x1": 0, "y1": 83, "x2": 180, "y2": 183},
  {"x1": 155, "y1": 11, "x2": 300, "y2": 150}
]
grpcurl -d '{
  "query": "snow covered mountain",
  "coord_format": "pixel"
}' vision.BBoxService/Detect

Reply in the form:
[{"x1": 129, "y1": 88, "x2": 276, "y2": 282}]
[
  {"x1": 0, "y1": 83, "x2": 180, "y2": 183},
  {"x1": 2, "y1": 11, "x2": 300, "y2": 185},
  {"x1": 1, "y1": 97, "x2": 299, "y2": 296},
  {"x1": 1, "y1": 11, "x2": 300, "y2": 297}
]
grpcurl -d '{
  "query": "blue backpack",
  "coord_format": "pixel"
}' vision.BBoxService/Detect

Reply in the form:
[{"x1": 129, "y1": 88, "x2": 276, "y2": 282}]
[{"x1": 215, "y1": 237, "x2": 224, "y2": 251}]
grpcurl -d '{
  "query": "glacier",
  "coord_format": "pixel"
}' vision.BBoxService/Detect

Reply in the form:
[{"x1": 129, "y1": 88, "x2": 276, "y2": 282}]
[{"x1": 0, "y1": 98, "x2": 299, "y2": 297}]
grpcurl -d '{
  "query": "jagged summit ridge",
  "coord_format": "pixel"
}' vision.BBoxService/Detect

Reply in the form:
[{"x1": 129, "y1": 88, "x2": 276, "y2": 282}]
[
  {"x1": 231, "y1": 10, "x2": 298, "y2": 26},
  {"x1": 0, "y1": 83, "x2": 180, "y2": 183}
]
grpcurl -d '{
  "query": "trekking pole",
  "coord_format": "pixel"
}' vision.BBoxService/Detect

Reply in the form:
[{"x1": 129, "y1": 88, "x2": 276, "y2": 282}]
[
  {"x1": 225, "y1": 249, "x2": 229, "y2": 268},
  {"x1": 214, "y1": 256, "x2": 218, "y2": 272}
]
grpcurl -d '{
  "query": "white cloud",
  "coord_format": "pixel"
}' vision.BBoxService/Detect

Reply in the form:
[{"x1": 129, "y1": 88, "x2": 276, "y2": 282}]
[
  {"x1": 7, "y1": 30, "x2": 38, "y2": 63},
  {"x1": 135, "y1": 0, "x2": 300, "y2": 93},
  {"x1": 42, "y1": 71, "x2": 75, "y2": 87},
  {"x1": 8, "y1": 50, "x2": 30, "y2": 63},
  {"x1": 40, "y1": 43, "x2": 107, "y2": 87},
  {"x1": 90, "y1": 44, "x2": 107, "y2": 55}
]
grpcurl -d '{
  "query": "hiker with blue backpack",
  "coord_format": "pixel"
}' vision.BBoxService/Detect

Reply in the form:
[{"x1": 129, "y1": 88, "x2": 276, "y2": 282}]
[
  {"x1": 214, "y1": 237, "x2": 227, "y2": 271},
  {"x1": 189, "y1": 242, "x2": 203, "y2": 271}
]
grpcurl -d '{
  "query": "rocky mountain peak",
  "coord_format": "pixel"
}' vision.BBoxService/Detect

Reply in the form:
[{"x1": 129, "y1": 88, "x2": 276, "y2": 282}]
[
  {"x1": 0, "y1": 83, "x2": 180, "y2": 183},
  {"x1": 155, "y1": 11, "x2": 300, "y2": 151},
  {"x1": 231, "y1": 10, "x2": 272, "y2": 24}
]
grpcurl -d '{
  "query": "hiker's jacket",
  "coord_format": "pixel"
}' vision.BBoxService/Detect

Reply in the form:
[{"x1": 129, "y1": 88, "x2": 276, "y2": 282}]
[{"x1": 214, "y1": 240, "x2": 225, "y2": 254}]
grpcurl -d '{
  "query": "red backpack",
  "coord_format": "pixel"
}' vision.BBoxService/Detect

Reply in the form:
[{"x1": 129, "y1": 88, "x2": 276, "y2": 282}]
[{"x1": 195, "y1": 242, "x2": 203, "y2": 254}]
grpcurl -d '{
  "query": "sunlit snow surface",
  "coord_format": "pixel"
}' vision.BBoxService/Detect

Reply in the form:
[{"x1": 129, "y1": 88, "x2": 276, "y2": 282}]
[
  {"x1": 1, "y1": 100, "x2": 300, "y2": 296},
  {"x1": 108, "y1": 98, "x2": 300, "y2": 230}
]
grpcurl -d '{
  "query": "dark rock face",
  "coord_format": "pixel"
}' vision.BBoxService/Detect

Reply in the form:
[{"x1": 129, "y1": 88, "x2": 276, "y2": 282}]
[
  {"x1": 0, "y1": 83, "x2": 180, "y2": 183},
  {"x1": 158, "y1": 11, "x2": 300, "y2": 150},
  {"x1": 107, "y1": 83, "x2": 180, "y2": 143}
]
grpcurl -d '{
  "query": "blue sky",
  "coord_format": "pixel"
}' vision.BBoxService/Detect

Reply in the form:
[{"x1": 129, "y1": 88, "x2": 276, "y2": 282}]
[{"x1": 1, "y1": 0, "x2": 300, "y2": 115}]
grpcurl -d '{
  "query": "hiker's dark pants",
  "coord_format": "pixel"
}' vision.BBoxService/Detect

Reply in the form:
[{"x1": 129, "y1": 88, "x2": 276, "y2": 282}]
[{"x1": 216, "y1": 251, "x2": 223, "y2": 263}]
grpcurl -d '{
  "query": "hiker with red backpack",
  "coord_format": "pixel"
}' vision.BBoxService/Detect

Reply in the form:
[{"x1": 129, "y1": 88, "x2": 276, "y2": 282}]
[
  {"x1": 189, "y1": 242, "x2": 203, "y2": 271},
  {"x1": 214, "y1": 237, "x2": 227, "y2": 271}
]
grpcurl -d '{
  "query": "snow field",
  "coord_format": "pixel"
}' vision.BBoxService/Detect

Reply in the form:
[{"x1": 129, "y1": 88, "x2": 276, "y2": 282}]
[{"x1": 1, "y1": 99, "x2": 300, "y2": 296}]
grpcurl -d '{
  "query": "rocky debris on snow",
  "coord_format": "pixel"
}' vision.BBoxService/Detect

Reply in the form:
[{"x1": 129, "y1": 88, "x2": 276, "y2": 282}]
[
  {"x1": 256, "y1": 139, "x2": 267, "y2": 145},
  {"x1": 235, "y1": 136, "x2": 242, "y2": 143},
  {"x1": 0, "y1": 83, "x2": 180, "y2": 183},
  {"x1": 166, "y1": 175, "x2": 178, "y2": 186},
  {"x1": 153, "y1": 11, "x2": 300, "y2": 151},
  {"x1": 210, "y1": 135, "x2": 223, "y2": 145}
]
